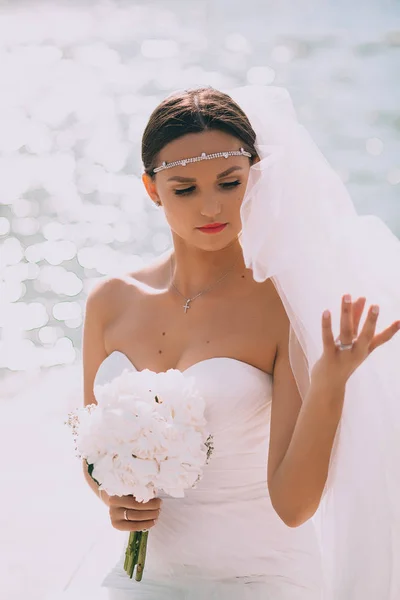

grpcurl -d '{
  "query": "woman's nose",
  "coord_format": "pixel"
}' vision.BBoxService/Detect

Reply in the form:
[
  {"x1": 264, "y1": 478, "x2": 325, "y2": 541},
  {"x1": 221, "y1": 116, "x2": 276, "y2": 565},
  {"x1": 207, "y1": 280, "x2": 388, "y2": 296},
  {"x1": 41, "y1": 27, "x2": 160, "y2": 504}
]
[{"x1": 200, "y1": 196, "x2": 222, "y2": 217}]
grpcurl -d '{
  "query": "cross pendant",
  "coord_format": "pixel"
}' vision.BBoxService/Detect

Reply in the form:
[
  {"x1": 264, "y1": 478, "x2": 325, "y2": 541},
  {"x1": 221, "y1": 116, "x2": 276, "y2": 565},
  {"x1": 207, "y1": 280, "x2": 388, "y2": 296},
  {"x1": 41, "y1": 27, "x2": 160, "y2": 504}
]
[{"x1": 183, "y1": 299, "x2": 191, "y2": 313}]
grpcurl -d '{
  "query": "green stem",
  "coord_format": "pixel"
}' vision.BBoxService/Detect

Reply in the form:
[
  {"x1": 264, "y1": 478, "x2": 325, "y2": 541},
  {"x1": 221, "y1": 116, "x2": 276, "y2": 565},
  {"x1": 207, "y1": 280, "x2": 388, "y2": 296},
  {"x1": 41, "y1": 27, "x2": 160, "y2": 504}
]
[
  {"x1": 124, "y1": 531, "x2": 136, "y2": 572},
  {"x1": 127, "y1": 531, "x2": 141, "y2": 578},
  {"x1": 135, "y1": 531, "x2": 149, "y2": 582},
  {"x1": 132, "y1": 532, "x2": 141, "y2": 565}
]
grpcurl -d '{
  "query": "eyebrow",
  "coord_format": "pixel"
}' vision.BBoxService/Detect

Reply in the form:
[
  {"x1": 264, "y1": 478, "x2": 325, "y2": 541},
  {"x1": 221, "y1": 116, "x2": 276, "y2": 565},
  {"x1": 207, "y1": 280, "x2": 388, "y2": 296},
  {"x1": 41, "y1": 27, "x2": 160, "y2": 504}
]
[{"x1": 167, "y1": 165, "x2": 243, "y2": 183}]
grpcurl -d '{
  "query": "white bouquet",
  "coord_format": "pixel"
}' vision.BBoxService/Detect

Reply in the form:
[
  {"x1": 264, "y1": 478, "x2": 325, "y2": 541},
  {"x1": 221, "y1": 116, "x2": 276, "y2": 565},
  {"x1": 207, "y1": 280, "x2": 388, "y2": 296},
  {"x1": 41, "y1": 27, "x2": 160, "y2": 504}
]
[{"x1": 66, "y1": 367, "x2": 214, "y2": 581}]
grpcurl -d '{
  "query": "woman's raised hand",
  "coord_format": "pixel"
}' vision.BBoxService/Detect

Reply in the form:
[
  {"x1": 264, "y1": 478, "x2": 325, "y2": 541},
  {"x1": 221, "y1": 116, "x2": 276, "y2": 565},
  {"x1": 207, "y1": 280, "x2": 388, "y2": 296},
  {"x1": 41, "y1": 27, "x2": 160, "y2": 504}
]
[
  {"x1": 108, "y1": 494, "x2": 162, "y2": 532},
  {"x1": 311, "y1": 294, "x2": 400, "y2": 388}
]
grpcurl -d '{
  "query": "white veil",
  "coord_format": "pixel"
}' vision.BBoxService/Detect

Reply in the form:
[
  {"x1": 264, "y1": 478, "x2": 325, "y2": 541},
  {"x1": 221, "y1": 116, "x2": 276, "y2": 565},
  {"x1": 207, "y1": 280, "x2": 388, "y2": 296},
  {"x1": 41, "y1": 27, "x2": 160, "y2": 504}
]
[{"x1": 228, "y1": 85, "x2": 400, "y2": 600}]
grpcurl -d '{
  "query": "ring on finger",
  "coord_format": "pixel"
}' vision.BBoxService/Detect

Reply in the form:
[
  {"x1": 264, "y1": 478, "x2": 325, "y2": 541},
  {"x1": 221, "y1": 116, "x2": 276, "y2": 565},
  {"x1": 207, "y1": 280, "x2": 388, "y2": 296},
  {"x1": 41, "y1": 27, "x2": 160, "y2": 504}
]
[
  {"x1": 335, "y1": 337, "x2": 357, "y2": 351},
  {"x1": 124, "y1": 509, "x2": 129, "y2": 521}
]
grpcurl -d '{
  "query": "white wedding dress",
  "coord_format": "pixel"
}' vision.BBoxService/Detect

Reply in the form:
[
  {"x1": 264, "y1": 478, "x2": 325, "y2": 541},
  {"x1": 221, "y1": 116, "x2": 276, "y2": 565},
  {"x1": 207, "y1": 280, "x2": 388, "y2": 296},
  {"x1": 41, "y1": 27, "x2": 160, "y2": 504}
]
[
  {"x1": 72, "y1": 350, "x2": 324, "y2": 600},
  {"x1": 50, "y1": 85, "x2": 400, "y2": 599}
]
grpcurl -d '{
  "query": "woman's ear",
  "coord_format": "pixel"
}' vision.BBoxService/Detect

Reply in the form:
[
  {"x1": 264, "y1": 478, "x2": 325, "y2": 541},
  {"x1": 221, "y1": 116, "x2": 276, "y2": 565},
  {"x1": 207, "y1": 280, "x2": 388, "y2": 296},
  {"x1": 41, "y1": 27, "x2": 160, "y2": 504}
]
[{"x1": 142, "y1": 173, "x2": 162, "y2": 207}]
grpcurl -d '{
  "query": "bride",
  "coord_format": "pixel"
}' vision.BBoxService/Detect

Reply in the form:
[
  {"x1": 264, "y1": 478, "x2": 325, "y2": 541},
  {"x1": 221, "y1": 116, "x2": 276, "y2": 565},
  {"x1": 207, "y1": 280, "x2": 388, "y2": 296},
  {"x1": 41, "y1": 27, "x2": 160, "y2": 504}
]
[{"x1": 78, "y1": 85, "x2": 400, "y2": 599}]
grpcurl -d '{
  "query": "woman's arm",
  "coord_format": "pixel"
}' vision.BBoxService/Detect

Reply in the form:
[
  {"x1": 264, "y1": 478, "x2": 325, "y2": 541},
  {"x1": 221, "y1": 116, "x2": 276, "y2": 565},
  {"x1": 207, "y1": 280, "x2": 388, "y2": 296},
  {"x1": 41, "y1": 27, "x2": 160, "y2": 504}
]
[
  {"x1": 81, "y1": 276, "x2": 120, "y2": 508},
  {"x1": 267, "y1": 305, "x2": 345, "y2": 528}
]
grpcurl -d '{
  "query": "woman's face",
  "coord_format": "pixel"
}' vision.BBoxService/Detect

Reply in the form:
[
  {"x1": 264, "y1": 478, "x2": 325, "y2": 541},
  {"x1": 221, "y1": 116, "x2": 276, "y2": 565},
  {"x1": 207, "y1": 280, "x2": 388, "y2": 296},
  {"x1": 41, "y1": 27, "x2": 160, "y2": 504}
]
[{"x1": 142, "y1": 129, "x2": 255, "y2": 251}]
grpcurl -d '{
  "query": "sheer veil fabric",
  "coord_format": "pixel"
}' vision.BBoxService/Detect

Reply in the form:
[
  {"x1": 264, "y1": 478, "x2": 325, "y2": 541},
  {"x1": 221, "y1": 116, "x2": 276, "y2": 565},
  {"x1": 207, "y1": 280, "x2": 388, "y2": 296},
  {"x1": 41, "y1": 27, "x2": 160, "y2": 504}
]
[{"x1": 229, "y1": 84, "x2": 400, "y2": 599}]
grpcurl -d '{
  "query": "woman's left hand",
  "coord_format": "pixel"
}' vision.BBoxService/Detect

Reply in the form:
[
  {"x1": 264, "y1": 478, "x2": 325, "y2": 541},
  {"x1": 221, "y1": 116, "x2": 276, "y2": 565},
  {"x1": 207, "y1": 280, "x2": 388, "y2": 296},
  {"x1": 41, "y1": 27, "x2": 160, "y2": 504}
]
[{"x1": 311, "y1": 294, "x2": 400, "y2": 388}]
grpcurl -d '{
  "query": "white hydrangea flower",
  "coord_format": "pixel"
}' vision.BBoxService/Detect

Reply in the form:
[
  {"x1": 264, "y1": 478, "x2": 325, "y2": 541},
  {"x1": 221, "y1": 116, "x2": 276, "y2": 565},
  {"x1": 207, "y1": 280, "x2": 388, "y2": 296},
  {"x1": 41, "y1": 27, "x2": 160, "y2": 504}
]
[
  {"x1": 94, "y1": 452, "x2": 159, "y2": 500},
  {"x1": 67, "y1": 367, "x2": 214, "y2": 504}
]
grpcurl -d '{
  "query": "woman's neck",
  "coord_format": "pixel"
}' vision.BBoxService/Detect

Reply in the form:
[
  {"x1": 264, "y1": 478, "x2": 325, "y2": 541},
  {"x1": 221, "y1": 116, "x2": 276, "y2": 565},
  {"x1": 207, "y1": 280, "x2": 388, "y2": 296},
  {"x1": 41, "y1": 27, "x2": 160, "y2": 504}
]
[{"x1": 168, "y1": 234, "x2": 245, "y2": 299}]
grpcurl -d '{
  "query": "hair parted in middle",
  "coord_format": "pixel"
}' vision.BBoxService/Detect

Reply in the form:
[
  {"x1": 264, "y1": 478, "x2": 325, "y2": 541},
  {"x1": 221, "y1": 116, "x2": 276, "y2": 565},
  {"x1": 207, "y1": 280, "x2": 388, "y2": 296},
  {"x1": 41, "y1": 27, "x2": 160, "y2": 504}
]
[{"x1": 141, "y1": 86, "x2": 259, "y2": 178}]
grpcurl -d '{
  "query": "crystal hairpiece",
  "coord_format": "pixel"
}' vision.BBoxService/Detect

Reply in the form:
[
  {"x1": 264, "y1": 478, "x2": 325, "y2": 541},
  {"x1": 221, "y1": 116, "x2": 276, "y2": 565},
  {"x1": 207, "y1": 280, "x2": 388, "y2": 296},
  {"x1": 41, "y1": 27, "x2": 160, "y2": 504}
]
[{"x1": 153, "y1": 147, "x2": 252, "y2": 174}]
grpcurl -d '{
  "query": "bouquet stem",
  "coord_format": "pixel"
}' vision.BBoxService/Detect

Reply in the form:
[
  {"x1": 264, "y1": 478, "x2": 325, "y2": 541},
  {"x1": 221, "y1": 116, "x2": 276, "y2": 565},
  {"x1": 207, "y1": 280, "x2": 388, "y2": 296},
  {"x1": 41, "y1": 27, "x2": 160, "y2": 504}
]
[
  {"x1": 124, "y1": 530, "x2": 149, "y2": 581},
  {"x1": 135, "y1": 531, "x2": 149, "y2": 581},
  {"x1": 124, "y1": 531, "x2": 137, "y2": 572}
]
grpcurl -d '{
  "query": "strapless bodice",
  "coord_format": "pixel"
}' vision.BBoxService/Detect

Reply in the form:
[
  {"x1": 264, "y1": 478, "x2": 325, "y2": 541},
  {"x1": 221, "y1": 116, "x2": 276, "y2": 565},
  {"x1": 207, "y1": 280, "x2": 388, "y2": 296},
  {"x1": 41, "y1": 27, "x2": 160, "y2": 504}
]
[
  {"x1": 95, "y1": 353, "x2": 274, "y2": 504},
  {"x1": 94, "y1": 352, "x2": 323, "y2": 599}
]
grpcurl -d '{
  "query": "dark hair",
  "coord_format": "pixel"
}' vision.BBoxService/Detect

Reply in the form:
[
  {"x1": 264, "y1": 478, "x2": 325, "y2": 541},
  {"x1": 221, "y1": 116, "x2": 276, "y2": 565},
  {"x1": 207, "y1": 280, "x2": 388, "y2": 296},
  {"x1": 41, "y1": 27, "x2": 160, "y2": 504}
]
[{"x1": 141, "y1": 86, "x2": 258, "y2": 177}]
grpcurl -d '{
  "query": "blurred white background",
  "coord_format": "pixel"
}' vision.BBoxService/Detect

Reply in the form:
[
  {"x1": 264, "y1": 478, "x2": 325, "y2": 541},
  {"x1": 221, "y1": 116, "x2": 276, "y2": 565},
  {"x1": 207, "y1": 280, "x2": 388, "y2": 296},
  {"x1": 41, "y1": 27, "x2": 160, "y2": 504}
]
[{"x1": 0, "y1": 1, "x2": 399, "y2": 598}]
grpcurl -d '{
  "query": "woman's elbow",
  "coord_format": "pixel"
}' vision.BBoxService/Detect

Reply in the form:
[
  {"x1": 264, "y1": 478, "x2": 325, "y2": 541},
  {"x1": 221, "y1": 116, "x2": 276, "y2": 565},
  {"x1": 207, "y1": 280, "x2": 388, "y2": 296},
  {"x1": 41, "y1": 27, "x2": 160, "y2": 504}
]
[
  {"x1": 270, "y1": 496, "x2": 316, "y2": 528},
  {"x1": 281, "y1": 513, "x2": 307, "y2": 528}
]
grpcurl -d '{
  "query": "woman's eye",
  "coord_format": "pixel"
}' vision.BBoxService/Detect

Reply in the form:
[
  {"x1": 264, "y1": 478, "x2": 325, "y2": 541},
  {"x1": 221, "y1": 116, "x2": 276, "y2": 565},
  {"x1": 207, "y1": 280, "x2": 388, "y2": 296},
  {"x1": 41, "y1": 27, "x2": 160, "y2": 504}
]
[
  {"x1": 173, "y1": 180, "x2": 241, "y2": 196},
  {"x1": 221, "y1": 180, "x2": 241, "y2": 189},
  {"x1": 174, "y1": 186, "x2": 195, "y2": 196}
]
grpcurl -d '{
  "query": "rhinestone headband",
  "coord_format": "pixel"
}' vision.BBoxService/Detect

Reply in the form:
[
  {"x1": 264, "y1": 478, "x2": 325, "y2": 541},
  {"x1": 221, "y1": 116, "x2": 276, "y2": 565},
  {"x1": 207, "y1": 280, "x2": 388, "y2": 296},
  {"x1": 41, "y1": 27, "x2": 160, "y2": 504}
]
[{"x1": 153, "y1": 147, "x2": 252, "y2": 174}]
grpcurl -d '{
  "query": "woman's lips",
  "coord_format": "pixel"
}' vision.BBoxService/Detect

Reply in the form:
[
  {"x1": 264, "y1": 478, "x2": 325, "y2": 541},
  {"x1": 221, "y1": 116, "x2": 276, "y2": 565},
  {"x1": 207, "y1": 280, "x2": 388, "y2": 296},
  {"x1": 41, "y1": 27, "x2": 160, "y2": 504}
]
[{"x1": 197, "y1": 223, "x2": 227, "y2": 234}]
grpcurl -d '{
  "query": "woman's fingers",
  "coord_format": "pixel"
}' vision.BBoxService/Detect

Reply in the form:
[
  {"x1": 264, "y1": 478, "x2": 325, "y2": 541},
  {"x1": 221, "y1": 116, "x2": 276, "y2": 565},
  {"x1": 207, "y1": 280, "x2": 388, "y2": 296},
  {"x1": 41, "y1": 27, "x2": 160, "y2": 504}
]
[
  {"x1": 339, "y1": 294, "x2": 355, "y2": 346},
  {"x1": 109, "y1": 495, "x2": 162, "y2": 510},
  {"x1": 321, "y1": 309, "x2": 335, "y2": 351},
  {"x1": 113, "y1": 518, "x2": 157, "y2": 532},
  {"x1": 109, "y1": 505, "x2": 161, "y2": 531},
  {"x1": 352, "y1": 297, "x2": 366, "y2": 337},
  {"x1": 357, "y1": 304, "x2": 380, "y2": 349},
  {"x1": 322, "y1": 295, "x2": 361, "y2": 352},
  {"x1": 368, "y1": 321, "x2": 400, "y2": 353},
  {"x1": 322, "y1": 294, "x2": 400, "y2": 364},
  {"x1": 121, "y1": 508, "x2": 161, "y2": 522}
]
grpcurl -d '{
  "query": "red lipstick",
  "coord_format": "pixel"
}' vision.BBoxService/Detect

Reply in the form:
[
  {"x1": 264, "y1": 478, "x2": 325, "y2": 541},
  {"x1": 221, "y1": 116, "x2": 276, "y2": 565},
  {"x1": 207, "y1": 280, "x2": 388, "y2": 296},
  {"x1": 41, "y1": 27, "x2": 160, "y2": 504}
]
[{"x1": 197, "y1": 222, "x2": 227, "y2": 234}]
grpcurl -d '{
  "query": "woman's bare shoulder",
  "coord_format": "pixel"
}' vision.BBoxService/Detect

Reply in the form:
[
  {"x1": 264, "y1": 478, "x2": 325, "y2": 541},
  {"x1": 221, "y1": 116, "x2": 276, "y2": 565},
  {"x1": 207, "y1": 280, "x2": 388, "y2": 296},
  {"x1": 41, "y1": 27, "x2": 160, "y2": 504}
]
[
  {"x1": 264, "y1": 278, "x2": 293, "y2": 350},
  {"x1": 260, "y1": 277, "x2": 286, "y2": 312},
  {"x1": 85, "y1": 274, "x2": 142, "y2": 316},
  {"x1": 86, "y1": 274, "x2": 134, "y2": 306},
  {"x1": 126, "y1": 251, "x2": 172, "y2": 290},
  {"x1": 85, "y1": 253, "x2": 170, "y2": 318},
  {"x1": 255, "y1": 277, "x2": 291, "y2": 348}
]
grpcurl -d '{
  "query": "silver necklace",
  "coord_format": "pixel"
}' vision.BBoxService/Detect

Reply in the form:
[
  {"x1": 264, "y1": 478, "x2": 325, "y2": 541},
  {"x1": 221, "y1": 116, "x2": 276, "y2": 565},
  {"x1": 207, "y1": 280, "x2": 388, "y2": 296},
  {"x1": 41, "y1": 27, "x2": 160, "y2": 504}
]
[{"x1": 169, "y1": 253, "x2": 240, "y2": 313}]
